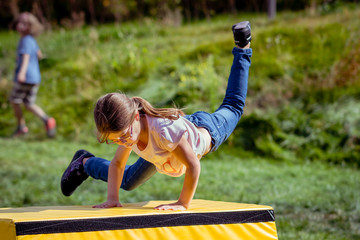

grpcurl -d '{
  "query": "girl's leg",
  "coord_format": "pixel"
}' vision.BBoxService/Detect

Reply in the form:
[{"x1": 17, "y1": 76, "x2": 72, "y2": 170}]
[
  {"x1": 61, "y1": 150, "x2": 157, "y2": 196},
  {"x1": 210, "y1": 47, "x2": 252, "y2": 142},
  {"x1": 84, "y1": 156, "x2": 157, "y2": 191},
  {"x1": 217, "y1": 47, "x2": 252, "y2": 120},
  {"x1": 185, "y1": 47, "x2": 252, "y2": 152}
]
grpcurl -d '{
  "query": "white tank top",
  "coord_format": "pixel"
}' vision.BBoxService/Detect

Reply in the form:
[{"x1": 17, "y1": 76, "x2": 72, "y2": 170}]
[{"x1": 132, "y1": 115, "x2": 208, "y2": 177}]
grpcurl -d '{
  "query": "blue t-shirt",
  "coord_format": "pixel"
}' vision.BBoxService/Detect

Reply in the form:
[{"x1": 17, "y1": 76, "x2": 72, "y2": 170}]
[{"x1": 14, "y1": 35, "x2": 41, "y2": 84}]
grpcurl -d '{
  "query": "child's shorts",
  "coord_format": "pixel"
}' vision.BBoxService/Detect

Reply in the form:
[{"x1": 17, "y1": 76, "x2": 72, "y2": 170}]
[{"x1": 9, "y1": 82, "x2": 39, "y2": 105}]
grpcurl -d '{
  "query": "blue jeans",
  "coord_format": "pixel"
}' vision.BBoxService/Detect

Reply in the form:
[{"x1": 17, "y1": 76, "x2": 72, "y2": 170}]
[
  {"x1": 84, "y1": 47, "x2": 252, "y2": 190},
  {"x1": 84, "y1": 156, "x2": 156, "y2": 191},
  {"x1": 185, "y1": 47, "x2": 252, "y2": 152}
]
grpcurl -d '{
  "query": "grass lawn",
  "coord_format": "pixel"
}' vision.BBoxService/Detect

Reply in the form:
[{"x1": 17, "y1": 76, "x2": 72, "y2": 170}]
[
  {"x1": 0, "y1": 137, "x2": 359, "y2": 239},
  {"x1": 1, "y1": 5, "x2": 360, "y2": 239}
]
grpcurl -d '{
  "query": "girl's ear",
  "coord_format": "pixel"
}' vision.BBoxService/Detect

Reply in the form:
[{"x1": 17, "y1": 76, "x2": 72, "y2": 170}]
[{"x1": 135, "y1": 111, "x2": 140, "y2": 121}]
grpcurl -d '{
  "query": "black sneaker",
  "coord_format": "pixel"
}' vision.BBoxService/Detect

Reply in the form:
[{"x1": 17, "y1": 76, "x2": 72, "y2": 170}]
[
  {"x1": 61, "y1": 149, "x2": 94, "y2": 196},
  {"x1": 232, "y1": 21, "x2": 252, "y2": 48}
]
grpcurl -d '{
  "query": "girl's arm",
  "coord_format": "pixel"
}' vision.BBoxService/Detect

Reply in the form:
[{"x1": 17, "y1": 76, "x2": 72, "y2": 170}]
[
  {"x1": 93, "y1": 145, "x2": 132, "y2": 208},
  {"x1": 37, "y1": 50, "x2": 43, "y2": 60},
  {"x1": 155, "y1": 135, "x2": 201, "y2": 210},
  {"x1": 17, "y1": 54, "x2": 30, "y2": 83}
]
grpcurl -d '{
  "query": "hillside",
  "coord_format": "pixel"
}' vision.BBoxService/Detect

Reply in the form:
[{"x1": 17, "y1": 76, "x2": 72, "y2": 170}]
[{"x1": 1, "y1": 6, "x2": 360, "y2": 165}]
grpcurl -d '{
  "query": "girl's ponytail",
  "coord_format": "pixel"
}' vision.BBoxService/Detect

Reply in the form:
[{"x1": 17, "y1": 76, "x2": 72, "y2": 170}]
[{"x1": 132, "y1": 96, "x2": 185, "y2": 120}]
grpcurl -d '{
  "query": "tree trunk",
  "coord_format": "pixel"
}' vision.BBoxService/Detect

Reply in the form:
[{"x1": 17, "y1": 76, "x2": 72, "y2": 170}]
[
  {"x1": 309, "y1": 0, "x2": 317, "y2": 16},
  {"x1": 201, "y1": 0, "x2": 210, "y2": 21},
  {"x1": 32, "y1": 1, "x2": 49, "y2": 30},
  {"x1": 9, "y1": 0, "x2": 19, "y2": 20},
  {"x1": 267, "y1": 0, "x2": 276, "y2": 20},
  {"x1": 88, "y1": 0, "x2": 97, "y2": 24},
  {"x1": 136, "y1": 0, "x2": 144, "y2": 19},
  {"x1": 182, "y1": 0, "x2": 191, "y2": 22},
  {"x1": 41, "y1": 0, "x2": 53, "y2": 29},
  {"x1": 228, "y1": 0, "x2": 237, "y2": 14}
]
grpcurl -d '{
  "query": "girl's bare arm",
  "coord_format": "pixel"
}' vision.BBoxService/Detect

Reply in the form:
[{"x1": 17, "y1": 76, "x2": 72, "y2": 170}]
[
  {"x1": 93, "y1": 145, "x2": 132, "y2": 208},
  {"x1": 155, "y1": 135, "x2": 201, "y2": 210}
]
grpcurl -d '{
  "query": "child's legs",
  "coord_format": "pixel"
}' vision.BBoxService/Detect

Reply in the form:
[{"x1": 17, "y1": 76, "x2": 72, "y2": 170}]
[
  {"x1": 211, "y1": 108, "x2": 240, "y2": 144},
  {"x1": 11, "y1": 102, "x2": 25, "y2": 126},
  {"x1": 216, "y1": 47, "x2": 252, "y2": 119},
  {"x1": 83, "y1": 157, "x2": 109, "y2": 181},
  {"x1": 9, "y1": 82, "x2": 47, "y2": 124},
  {"x1": 22, "y1": 84, "x2": 49, "y2": 121},
  {"x1": 122, "y1": 158, "x2": 157, "y2": 191},
  {"x1": 10, "y1": 82, "x2": 28, "y2": 126},
  {"x1": 25, "y1": 103, "x2": 47, "y2": 121},
  {"x1": 209, "y1": 48, "x2": 252, "y2": 148},
  {"x1": 185, "y1": 47, "x2": 252, "y2": 152},
  {"x1": 186, "y1": 108, "x2": 239, "y2": 153},
  {"x1": 84, "y1": 157, "x2": 157, "y2": 191}
]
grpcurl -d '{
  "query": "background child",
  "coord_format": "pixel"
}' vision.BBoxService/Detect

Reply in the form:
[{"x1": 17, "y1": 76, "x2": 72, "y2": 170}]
[
  {"x1": 9, "y1": 12, "x2": 56, "y2": 138},
  {"x1": 61, "y1": 22, "x2": 252, "y2": 210}
]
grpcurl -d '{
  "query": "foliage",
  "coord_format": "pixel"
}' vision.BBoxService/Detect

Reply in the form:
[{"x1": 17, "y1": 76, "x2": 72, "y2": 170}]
[
  {"x1": 1, "y1": 6, "x2": 360, "y2": 166},
  {"x1": 1, "y1": 0, "x2": 358, "y2": 29},
  {"x1": 236, "y1": 98, "x2": 360, "y2": 166},
  {"x1": 0, "y1": 6, "x2": 360, "y2": 239}
]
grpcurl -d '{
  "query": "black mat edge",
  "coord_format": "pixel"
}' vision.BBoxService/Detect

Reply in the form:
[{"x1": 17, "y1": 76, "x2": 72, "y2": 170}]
[{"x1": 16, "y1": 210, "x2": 275, "y2": 235}]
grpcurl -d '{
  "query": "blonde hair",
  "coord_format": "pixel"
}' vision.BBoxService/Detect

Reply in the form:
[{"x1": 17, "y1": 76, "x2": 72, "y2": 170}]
[
  {"x1": 18, "y1": 12, "x2": 44, "y2": 36},
  {"x1": 94, "y1": 93, "x2": 185, "y2": 143}
]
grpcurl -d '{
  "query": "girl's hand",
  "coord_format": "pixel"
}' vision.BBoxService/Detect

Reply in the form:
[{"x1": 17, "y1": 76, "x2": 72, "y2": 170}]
[
  {"x1": 93, "y1": 200, "x2": 122, "y2": 208},
  {"x1": 154, "y1": 202, "x2": 187, "y2": 211},
  {"x1": 17, "y1": 72, "x2": 26, "y2": 82}
]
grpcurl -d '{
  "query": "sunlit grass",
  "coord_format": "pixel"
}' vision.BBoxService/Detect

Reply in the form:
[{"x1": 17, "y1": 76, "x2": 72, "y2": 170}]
[
  {"x1": 1, "y1": 6, "x2": 360, "y2": 239},
  {"x1": 0, "y1": 138, "x2": 359, "y2": 239}
]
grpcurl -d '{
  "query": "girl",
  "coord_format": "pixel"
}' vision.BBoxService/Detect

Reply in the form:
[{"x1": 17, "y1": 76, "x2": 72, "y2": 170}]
[
  {"x1": 61, "y1": 22, "x2": 252, "y2": 210},
  {"x1": 10, "y1": 12, "x2": 56, "y2": 138}
]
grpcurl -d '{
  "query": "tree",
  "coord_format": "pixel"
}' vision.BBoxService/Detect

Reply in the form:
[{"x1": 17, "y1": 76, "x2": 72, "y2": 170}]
[
  {"x1": 267, "y1": 0, "x2": 276, "y2": 20},
  {"x1": 229, "y1": 0, "x2": 237, "y2": 14},
  {"x1": 88, "y1": 0, "x2": 96, "y2": 24},
  {"x1": 9, "y1": 0, "x2": 19, "y2": 20}
]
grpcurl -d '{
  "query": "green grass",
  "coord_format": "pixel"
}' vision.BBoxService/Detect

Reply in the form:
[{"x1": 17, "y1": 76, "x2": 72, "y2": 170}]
[
  {"x1": 0, "y1": 138, "x2": 359, "y2": 239},
  {"x1": 1, "y1": 5, "x2": 360, "y2": 239},
  {"x1": 1, "y1": 8, "x2": 360, "y2": 166}
]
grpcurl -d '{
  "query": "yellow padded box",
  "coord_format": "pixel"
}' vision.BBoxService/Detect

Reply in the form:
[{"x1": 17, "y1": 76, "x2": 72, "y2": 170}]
[{"x1": 0, "y1": 199, "x2": 278, "y2": 240}]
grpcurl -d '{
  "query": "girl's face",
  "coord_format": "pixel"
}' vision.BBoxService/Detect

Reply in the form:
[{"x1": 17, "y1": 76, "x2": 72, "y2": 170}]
[
  {"x1": 106, "y1": 114, "x2": 141, "y2": 148},
  {"x1": 16, "y1": 14, "x2": 30, "y2": 35}
]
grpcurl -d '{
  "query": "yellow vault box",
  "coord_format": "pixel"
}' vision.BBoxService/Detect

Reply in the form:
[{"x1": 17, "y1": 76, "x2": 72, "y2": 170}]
[{"x1": 0, "y1": 199, "x2": 278, "y2": 240}]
